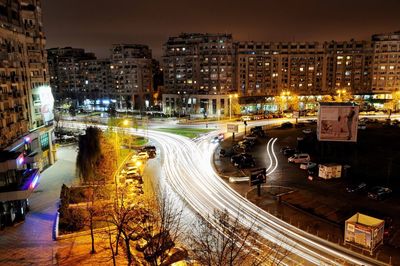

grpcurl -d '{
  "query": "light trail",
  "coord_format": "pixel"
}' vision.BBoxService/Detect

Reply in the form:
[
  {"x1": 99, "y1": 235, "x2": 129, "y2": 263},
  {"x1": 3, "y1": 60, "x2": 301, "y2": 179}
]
[{"x1": 62, "y1": 121, "x2": 388, "y2": 266}]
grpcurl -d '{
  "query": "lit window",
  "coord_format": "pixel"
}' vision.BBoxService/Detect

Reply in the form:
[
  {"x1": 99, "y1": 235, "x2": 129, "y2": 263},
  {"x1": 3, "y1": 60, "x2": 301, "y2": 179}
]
[
  {"x1": 182, "y1": 47, "x2": 186, "y2": 51},
  {"x1": 389, "y1": 66, "x2": 395, "y2": 70},
  {"x1": 308, "y1": 66, "x2": 314, "y2": 71},
  {"x1": 299, "y1": 67, "x2": 304, "y2": 72},
  {"x1": 380, "y1": 66, "x2": 386, "y2": 70},
  {"x1": 337, "y1": 56, "x2": 343, "y2": 60}
]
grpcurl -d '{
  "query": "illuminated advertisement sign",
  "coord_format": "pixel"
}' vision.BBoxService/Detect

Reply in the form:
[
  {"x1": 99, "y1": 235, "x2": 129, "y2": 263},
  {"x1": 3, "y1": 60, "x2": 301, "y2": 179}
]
[
  {"x1": 37, "y1": 85, "x2": 55, "y2": 123},
  {"x1": 317, "y1": 103, "x2": 359, "y2": 142}
]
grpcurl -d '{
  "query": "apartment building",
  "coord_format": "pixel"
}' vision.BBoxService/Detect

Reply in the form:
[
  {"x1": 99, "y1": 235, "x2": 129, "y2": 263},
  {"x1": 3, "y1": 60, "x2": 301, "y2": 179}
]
[
  {"x1": 371, "y1": 32, "x2": 400, "y2": 94},
  {"x1": 0, "y1": 0, "x2": 55, "y2": 228},
  {"x1": 80, "y1": 58, "x2": 113, "y2": 103},
  {"x1": 162, "y1": 33, "x2": 235, "y2": 115},
  {"x1": 236, "y1": 40, "x2": 373, "y2": 98},
  {"x1": 47, "y1": 47, "x2": 96, "y2": 102},
  {"x1": 110, "y1": 44, "x2": 153, "y2": 110}
]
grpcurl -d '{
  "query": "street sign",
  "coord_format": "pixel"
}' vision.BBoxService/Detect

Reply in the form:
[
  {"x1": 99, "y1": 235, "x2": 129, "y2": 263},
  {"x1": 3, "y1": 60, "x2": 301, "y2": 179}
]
[
  {"x1": 227, "y1": 124, "x2": 239, "y2": 133},
  {"x1": 293, "y1": 111, "x2": 299, "y2": 119},
  {"x1": 249, "y1": 168, "x2": 266, "y2": 186}
]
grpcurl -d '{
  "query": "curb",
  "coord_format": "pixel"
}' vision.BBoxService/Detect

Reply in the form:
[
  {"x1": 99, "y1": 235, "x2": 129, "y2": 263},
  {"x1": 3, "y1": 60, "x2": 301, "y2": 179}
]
[{"x1": 53, "y1": 212, "x2": 59, "y2": 241}]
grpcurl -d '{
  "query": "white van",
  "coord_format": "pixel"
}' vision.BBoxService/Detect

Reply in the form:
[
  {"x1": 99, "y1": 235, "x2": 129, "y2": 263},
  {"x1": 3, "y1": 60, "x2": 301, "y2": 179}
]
[{"x1": 288, "y1": 153, "x2": 310, "y2": 163}]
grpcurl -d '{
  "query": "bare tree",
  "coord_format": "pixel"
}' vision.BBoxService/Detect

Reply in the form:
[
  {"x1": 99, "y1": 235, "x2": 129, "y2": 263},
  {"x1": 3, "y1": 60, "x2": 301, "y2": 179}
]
[
  {"x1": 189, "y1": 209, "x2": 291, "y2": 266},
  {"x1": 138, "y1": 189, "x2": 186, "y2": 266}
]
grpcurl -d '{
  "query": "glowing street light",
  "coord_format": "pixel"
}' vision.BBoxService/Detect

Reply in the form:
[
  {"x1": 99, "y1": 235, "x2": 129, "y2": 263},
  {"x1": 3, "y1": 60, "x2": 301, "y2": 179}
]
[
  {"x1": 281, "y1": 90, "x2": 291, "y2": 110},
  {"x1": 229, "y1": 93, "x2": 238, "y2": 120},
  {"x1": 336, "y1": 89, "x2": 347, "y2": 101}
]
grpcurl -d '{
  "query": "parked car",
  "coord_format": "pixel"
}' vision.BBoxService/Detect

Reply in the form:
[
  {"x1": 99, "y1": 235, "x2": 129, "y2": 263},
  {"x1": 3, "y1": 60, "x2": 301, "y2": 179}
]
[
  {"x1": 141, "y1": 146, "x2": 157, "y2": 158},
  {"x1": 280, "y1": 122, "x2": 293, "y2": 129},
  {"x1": 241, "y1": 115, "x2": 252, "y2": 121},
  {"x1": 281, "y1": 147, "x2": 297, "y2": 157},
  {"x1": 346, "y1": 182, "x2": 367, "y2": 193},
  {"x1": 367, "y1": 186, "x2": 392, "y2": 200},
  {"x1": 231, "y1": 153, "x2": 253, "y2": 165},
  {"x1": 288, "y1": 153, "x2": 310, "y2": 163},
  {"x1": 141, "y1": 145, "x2": 156, "y2": 153},
  {"x1": 236, "y1": 156, "x2": 256, "y2": 169},
  {"x1": 137, "y1": 152, "x2": 149, "y2": 160}
]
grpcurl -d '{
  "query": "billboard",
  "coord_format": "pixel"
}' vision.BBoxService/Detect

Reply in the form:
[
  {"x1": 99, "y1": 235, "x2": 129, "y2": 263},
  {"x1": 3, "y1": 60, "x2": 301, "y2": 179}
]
[
  {"x1": 249, "y1": 168, "x2": 266, "y2": 186},
  {"x1": 227, "y1": 124, "x2": 239, "y2": 133},
  {"x1": 36, "y1": 85, "x2": 55, "y2": 123},
  {"x1": 317, "y1": 103, "x2": 359, "y2": 142}
]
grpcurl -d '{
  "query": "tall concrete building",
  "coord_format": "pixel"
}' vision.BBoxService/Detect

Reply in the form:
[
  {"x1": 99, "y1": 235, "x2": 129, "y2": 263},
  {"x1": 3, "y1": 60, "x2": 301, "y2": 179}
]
[
  {"x1": 236, "y1": 40, "x2": 373, "y2": 98},
  {"x1": 80, "y1": 58, "x2": 113, "y2": 103},
  {"x1": 163, "y1": 33, "x2": 235, "y2": 95},
  {"x1": 47, "y1": 47, "x2": 96, "y2": 103},
  {"x1": 0, "y1": 0, "x2": 55, "y2": 227},
  {"x1": 110, "y1": 44, "x2": 153, "y2": 110},
  {"x1": 371, "y1": 32, "x2": 400, "y2": 94},
  {"x1": 162, "y1": 33, "x2": 235, "y2": 116}
]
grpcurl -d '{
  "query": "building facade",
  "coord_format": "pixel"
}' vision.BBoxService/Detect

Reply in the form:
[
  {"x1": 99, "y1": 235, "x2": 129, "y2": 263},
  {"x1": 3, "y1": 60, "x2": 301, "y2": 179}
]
[
  {"x1": 110, "y1": 44, "x2": 153, "y2": 110},
  {"x1": 0, "y1": 0, "x2": 55, "y2": 227},
  {"x1": 47, "y1": 47, "x2": 96, "y2": 103},
  {"x1": 163, "y1": 31, "x2": 400, "y2": 115},
  {"x1": 163, "y1": 33, "x2": 236, "y2": 96}
]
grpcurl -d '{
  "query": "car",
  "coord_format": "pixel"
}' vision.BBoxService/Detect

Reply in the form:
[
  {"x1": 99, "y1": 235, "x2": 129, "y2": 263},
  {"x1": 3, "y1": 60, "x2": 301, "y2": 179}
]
[
  {"x1": 231, "y1": 153, "x2": 253, "y2": 165},
  {"x1": 243, "y1": 135, "x2": 257, "y2": 141},
  {"x1": 141, "y1": 145, "x2": 156, "y2": 152},
  {"x1": 367, "y1": 186, "x2": 392, "y2": 200},
  {"x1": 358, "y1": 123, "x2": 367, "y2": 130},
  {"x1": 140, "y1": 146, "x2": 157, "y2": 158},
  {"x1": 241, "y1": 116, "x2": 252, "y2": 121},
  {"x1": 302, "y1": 128, "x2": 312, "y2": 134},
  {"x1": 236, "y1": 156, "x2": 256, "y2": 169},
  {"x1": 282, "y1": 148, "x2": 297, "y2": 157},
  {"x1": 346, "y1": 182, "x2": 367, "y2": 193},
  {"x1": 280, "y1": 122, "x2": 293, "y2": 129},
  {"x1": 288, "y1": 153, "x2": 310, "y2": 163},
  {"x1": 160, "y1": 247, "x2": 189, "y2": 266},
  {"x1": 211, "y1": 136, "x2": 220, "y2": 143},
  {"x1": 137, "y1": 152, "x2": 149, "y2": 160},
  {"x1": 136, "y1": 238, "x2": 149, "y2": 252}
]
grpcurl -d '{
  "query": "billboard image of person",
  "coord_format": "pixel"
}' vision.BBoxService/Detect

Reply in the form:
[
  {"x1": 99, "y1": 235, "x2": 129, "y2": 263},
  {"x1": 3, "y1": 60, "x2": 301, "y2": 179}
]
[{"x1": 318, "y1": 103, "x2": 359, "y2": 142}]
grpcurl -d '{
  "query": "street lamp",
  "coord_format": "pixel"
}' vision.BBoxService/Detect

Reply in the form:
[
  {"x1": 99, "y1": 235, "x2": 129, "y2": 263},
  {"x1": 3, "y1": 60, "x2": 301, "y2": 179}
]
[
  {"x1": 229, "y1": 93, "x2": 238, "y2": 120},
  {"x1": 115, "y1": 119, "x2": 129, "y2": 160},
  {"x1": 281, "y1": 90, "x2": 291, "y2": 111},
  {"x1": 336, "y1": 89, "x2": 346, "y2": 102}
]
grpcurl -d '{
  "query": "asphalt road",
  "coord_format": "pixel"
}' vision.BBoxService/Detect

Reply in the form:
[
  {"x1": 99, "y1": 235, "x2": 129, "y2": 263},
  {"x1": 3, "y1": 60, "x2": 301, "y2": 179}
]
[{"x1": 0, "y1": 145, "x2": 78, "y2": 265}]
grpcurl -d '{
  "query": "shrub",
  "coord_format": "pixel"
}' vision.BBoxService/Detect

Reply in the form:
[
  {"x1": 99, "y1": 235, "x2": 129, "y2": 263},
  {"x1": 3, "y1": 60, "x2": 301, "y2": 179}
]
[{"x1": 59, "y1": 208, "x2": 86, "y2": 233}]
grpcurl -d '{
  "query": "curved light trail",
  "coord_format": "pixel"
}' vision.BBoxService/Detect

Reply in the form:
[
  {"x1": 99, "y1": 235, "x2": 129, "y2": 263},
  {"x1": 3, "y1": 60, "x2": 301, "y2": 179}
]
[{"x1": 62, "y1": 121, "x2": 387, "y2": 266}]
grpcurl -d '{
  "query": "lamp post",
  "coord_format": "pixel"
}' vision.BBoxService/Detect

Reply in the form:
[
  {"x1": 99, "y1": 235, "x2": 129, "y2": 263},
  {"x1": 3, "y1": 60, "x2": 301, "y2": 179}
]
[
  {"x1": 281, "y1": 90, "x2": 291, "y2": 111},
  {"x1": 114, "y1": 118, "x2": 129, "y2": 193},
  {"x1": 115, "y1": 119, "x2": 129, "y2": 162},
  {"x1": 229, "y1": 93, "x2": 238, "y2": 120},
  {"x1": 336, "y1": 89, "x2": 346, "y2": 102}
]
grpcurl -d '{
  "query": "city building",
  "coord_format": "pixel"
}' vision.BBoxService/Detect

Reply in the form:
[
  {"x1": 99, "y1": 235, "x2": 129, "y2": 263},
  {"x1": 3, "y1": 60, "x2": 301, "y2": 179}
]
[
  {"x1": 110, "y1": 44, "x2": 153, "y2": 111},
  {"x1": 47, "y1": 47, "x2": 96, "y2": 104},
  {"x1": 370, "y1": 31, "x2": 400, "y2": 108},
  {"x1": 162, "y1": 33, "x2": 236, "y2": 116},
  {"x1": 0, "y1": 0, "x2": 54, "y2": 227},
  {"x1": 162, "y1": 31, "x2": 400, "y2": 116},
  {"x1": 80, "y1": 58, "x2": 113, "y2": 108}
]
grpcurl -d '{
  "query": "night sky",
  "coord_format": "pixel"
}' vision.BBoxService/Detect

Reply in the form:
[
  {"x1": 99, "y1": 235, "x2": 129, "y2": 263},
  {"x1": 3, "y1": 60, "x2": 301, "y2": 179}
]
[{"x1": 42, "y1": 0, "x2": 400, "y2": 59}]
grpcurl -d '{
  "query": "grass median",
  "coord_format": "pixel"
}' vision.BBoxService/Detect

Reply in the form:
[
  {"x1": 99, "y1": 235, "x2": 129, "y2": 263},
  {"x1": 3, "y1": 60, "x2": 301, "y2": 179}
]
[{"x1": 155, "y1": 127, "x2": 214, "y2": 139}]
